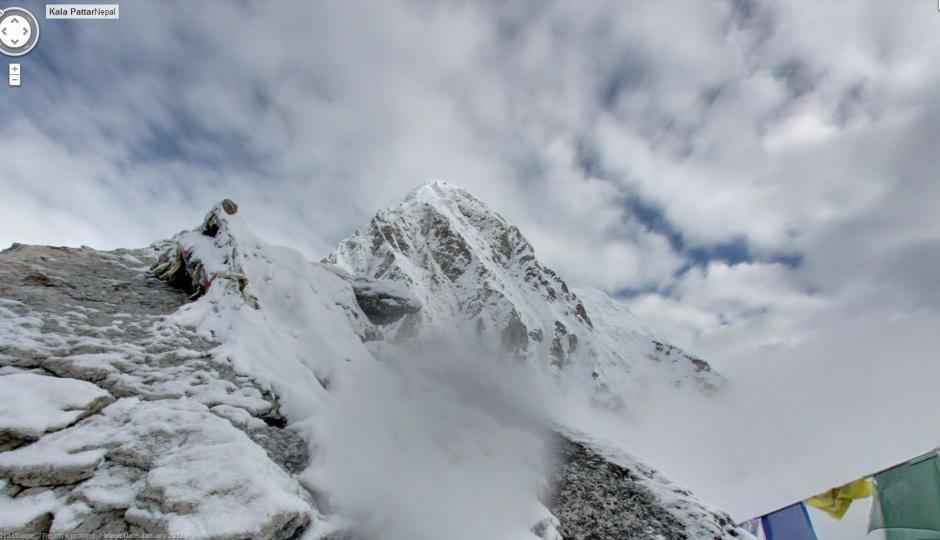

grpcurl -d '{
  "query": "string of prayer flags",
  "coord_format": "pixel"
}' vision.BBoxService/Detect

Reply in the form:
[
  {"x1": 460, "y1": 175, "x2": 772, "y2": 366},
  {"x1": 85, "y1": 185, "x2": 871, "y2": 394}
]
[{"x1": 739, "y1": 447, "x2": 940, "y2": 539}]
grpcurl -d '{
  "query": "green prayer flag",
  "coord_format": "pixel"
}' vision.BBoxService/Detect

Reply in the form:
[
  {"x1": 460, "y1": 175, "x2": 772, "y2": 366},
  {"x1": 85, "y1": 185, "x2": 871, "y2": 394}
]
[{"x1": 870, "y1": 453, "x2": 940, "y2": 540}]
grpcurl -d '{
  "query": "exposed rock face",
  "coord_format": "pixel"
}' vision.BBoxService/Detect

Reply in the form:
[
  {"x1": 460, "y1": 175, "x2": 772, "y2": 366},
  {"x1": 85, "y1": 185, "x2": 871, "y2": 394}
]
[
  {"x1": 350, "y1": 280, "x2": 422, "y2": 325},
  {"x1": 246, "y1": 425, "x2": 311, "y2": 475},
  {"x1": 0, "y1": 244, "x2": 313, "y2": 539},
  {"x1": 550, "y1": 438, "x2": 690, "y2": 540},
  {"x1": 548, "y1": 437, "x2": 742, "y2": 540}
]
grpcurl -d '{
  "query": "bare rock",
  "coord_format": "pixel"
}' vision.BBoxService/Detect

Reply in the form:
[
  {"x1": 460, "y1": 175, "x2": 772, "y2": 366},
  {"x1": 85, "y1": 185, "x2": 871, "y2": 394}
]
[
  {"x1": 221, "y1": 198, "x2": 239, "y2": 215},
  {"x1": 548, "y1": 436, "x2": 743, "y2": 540},
  {"x1": 350, "y1": 278, "x2": 421, "y2": 326},
  {"x1": 0, "y1": 448, "x2": 105, "y2": 487},
  {"x1": 247, "y1": 425, "x2": 311, "y2": 474},
  {"x1": 6, "y1": 511, "x2": 53, "y2": 538}
]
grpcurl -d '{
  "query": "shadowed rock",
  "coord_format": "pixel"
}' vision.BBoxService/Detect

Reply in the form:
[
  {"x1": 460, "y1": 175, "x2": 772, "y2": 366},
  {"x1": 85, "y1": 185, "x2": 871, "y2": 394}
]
[{"x1": 350, "y1": 278, "x2": 421, "y2": 326}]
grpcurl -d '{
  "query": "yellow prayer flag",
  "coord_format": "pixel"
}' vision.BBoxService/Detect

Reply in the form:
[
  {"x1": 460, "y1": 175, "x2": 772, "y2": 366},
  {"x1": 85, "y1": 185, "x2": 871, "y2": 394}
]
[{"x1": 805, "y1": 478, "x2": 874, "y2": 519}]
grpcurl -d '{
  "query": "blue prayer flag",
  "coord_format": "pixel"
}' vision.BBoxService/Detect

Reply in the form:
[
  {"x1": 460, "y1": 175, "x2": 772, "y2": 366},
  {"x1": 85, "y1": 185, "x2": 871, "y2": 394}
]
[{"x1": 761, "y1": 502, "x2": 818, "y2": 540}]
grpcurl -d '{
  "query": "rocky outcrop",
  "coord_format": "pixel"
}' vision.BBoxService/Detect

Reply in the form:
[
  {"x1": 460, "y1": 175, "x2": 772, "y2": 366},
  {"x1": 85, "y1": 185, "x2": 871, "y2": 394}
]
[
  {"x1": 548, "y1": 437, "x2": 743, "y2": 540},
  {"x1": 0, "y1": 243, "x2": 314, "y2": 539},
  {"x1": 152, "y1": 198, "x2": 259, "y2": 308},
  {"x1": 549, "y1": 438, "x2": 690, "y2": 540},
  {"x1": 350, "y1": 279, "x2": 422, "y2": 325}
]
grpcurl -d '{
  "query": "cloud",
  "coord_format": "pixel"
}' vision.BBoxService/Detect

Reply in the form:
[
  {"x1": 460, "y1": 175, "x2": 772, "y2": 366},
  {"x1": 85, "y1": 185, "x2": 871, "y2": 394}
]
[
  {"x1": 7, "y1": 0, "x2": 935, "y2": 295},
  {"x1": 311, "y1": 337, "x2": 556, "y2": 540},
  {"x1": 576, "y1": 304, "x2": 940, "y2": 526}
]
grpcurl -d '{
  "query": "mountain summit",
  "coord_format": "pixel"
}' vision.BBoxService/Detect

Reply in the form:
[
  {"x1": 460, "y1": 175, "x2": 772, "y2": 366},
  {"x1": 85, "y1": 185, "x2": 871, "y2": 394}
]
[
  {"x1": 327, "y1": 181, "x2": 591, "y2": 359},
  {"x1": 327, "y1": 180, "x2": 720, "y2": 400}
]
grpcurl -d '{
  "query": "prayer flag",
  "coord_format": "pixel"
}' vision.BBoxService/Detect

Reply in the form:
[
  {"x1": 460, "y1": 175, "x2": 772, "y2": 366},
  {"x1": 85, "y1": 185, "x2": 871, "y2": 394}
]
[
  {"x1": 870, "y1": 453, "x2": 940, "y2": 540},
  {"x1": 806, "y1": 477, "x2": 874, "y2": 519},
  {"x1": 761, "y1": 502, "x2": 817, "y2": 540}
]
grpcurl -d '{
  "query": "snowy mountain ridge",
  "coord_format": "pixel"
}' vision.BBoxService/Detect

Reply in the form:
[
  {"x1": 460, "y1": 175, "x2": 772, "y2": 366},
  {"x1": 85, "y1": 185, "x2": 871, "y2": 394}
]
[{"x1": 0, "y1": 185, "x2": 747, "y2": 540}]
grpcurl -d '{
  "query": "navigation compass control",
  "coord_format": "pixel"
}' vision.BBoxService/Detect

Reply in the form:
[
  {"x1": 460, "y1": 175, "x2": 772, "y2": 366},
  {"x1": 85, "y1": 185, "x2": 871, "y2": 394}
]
[{"x1": 0, "y1": 7, "x2": 39, "y2": 57}]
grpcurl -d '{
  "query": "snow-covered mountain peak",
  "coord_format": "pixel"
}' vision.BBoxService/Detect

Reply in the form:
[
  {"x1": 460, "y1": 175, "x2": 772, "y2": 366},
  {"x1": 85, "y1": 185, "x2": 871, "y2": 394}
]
[
  {"x1": 402, "y1": 181, "x2": 588, "y2": 313},
  {"x1": 374, "y1": 179, "x2": 560, "y2": 291},
  {"x1": 327, "y1": 181, "x2": 720, "y2": 399},
  {"x1": 327, "y1": 181, "x2": 594, "y2": 374}
]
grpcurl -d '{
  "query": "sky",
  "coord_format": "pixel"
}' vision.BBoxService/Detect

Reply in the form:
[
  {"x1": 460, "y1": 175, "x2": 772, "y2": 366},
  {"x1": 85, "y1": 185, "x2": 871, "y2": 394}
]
[{"x1": 2, "y1": 1, "x2": 940, "y2": 537}]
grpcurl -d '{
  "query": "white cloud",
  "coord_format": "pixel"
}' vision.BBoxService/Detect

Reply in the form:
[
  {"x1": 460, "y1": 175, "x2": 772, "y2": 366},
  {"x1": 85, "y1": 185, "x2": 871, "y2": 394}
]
[
  {"x1": 624, "y1": 261, "x2": 829, "y2": 363},
  {"x1": 763, "y1": 105, "x2": 838, "y2": 151}
]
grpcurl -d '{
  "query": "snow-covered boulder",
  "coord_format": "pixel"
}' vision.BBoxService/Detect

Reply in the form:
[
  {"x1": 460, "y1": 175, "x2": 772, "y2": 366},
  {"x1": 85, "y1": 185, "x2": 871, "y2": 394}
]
[{"x1": 0, "y1": 373, "x2": 113, "y2": 450}]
